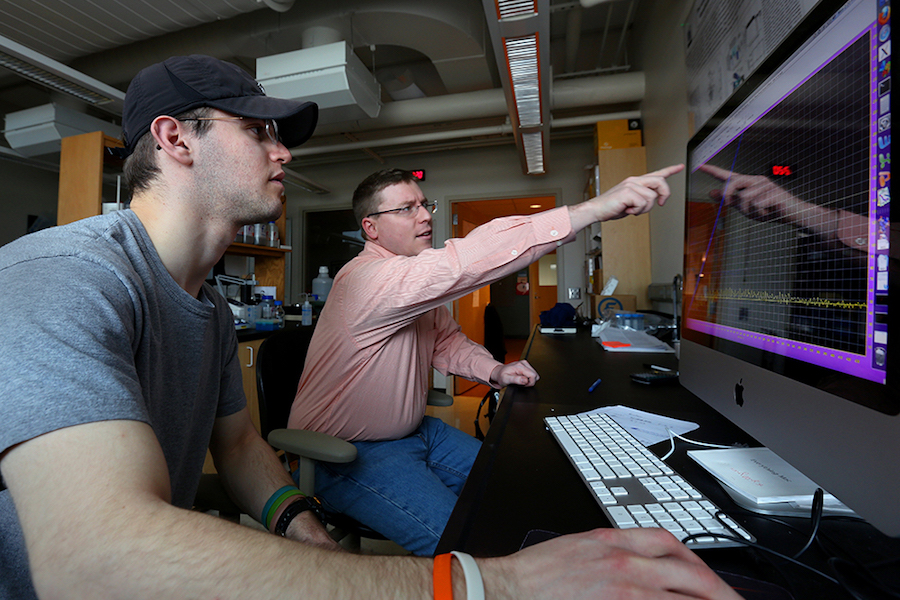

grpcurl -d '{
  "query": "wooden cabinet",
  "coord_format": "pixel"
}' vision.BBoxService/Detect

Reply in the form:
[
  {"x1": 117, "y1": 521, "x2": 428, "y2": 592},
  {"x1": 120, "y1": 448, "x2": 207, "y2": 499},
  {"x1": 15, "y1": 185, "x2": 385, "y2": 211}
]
[
  {"x1": 239, "y1": 338, "x2": 265, "y2": 433},
  {"x1": 57, "y1": 130, "x2": 124, "y2": 225},
  {"x1": 202, "y1": 337, "x2": 265, "y2": 474},
  {"x1": 586, "y1": 146, "x2": 652, "y2": 309}
]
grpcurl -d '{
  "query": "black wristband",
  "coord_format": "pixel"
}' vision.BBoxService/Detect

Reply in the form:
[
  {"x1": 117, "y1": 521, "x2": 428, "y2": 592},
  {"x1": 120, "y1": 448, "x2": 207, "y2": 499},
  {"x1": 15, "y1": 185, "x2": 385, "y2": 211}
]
[{"x1": 273, "y1": 495, "x2": 325, "y2": 537}]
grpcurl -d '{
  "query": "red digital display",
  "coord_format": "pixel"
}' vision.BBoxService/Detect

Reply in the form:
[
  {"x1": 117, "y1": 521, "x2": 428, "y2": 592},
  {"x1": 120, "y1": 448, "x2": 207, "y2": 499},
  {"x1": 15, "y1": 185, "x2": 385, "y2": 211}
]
[
  {"x1": 771, "y1": 165, "x2": 792, "y2": 176},
  {"x1": 410, "y1": 169, "x2": 426, "y2": 181}
]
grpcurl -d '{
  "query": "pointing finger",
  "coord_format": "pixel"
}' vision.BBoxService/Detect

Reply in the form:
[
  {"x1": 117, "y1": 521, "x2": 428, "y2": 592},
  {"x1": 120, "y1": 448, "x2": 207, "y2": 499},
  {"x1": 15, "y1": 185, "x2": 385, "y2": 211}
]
[
  {"x1": 696, "y1": 163, "x2": 732, "y2": 181},
  {"x1": 645, "y1": 164, "x2": 685, "y2": 179}
]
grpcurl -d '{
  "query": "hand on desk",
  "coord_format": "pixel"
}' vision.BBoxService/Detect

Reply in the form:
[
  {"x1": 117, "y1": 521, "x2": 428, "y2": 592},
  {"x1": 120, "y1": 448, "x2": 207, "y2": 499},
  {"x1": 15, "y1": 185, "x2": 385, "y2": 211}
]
[
  {"x1": 487, "y1": 528, "x2": 741, "y2": 600},
  {"x1": 490, "y1": 360, "x2": 540, "y2": 388}
]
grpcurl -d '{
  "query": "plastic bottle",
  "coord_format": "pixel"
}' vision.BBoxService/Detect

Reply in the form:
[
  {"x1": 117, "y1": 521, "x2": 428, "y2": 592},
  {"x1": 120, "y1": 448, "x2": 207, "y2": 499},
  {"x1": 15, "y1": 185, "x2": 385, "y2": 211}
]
[
  {"x1": 311, "y1": 266, "x2": 333, "y2": 302},
  {"x1": 301, "y1": 294, "x2": 313, "y2": 326},
  {"x1": 274, "y1": 300, "x2": 285, "y2": 329},
  {"x1": 260, "y1": 295, "x2": 275, "y2": 320},
  {"x1": 267, "y1": 221, "x2": 280, "y2": 248},
  {"x1": 245, "y1": 297, "x2": 260, "y2": 327}
]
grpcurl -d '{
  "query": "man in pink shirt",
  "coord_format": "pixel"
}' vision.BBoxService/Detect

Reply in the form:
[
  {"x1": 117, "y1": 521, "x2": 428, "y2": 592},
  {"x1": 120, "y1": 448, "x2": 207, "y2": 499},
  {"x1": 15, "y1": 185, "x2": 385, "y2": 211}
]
[{"x1": 289, "y1": 166, "x2": 682, "y2": 556}]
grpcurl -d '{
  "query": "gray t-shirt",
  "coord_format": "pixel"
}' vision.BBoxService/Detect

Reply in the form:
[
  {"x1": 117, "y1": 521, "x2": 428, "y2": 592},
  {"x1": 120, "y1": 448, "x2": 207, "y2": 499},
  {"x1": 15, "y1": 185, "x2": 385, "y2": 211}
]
[{"x1": 0, "y1": 209, "x2": 246, "y2": 598}]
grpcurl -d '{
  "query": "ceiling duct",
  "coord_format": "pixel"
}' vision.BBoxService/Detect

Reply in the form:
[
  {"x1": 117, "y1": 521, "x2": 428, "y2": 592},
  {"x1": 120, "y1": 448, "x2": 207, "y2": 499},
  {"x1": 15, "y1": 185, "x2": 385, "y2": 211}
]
[
  {"x1": 256, "y1": 41, "x2": 382, "y2": 125},
  {"x1": 4, "y1": 103, "x2": 121, "y2": 157}
]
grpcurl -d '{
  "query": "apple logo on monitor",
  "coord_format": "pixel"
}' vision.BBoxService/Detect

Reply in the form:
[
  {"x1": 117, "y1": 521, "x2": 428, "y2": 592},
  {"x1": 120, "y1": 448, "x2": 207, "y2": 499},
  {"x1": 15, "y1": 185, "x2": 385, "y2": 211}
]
[{"x1": 734, "y1": 379, "x2": 744, "y2": 407}]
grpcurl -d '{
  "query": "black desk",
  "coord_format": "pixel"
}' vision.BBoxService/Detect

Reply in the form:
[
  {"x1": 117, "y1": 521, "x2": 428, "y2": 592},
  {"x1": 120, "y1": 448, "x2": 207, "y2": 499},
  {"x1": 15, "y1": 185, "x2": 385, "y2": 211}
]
[{"x1": 437, "y1": 327, "x2": 900, "y2": 599}]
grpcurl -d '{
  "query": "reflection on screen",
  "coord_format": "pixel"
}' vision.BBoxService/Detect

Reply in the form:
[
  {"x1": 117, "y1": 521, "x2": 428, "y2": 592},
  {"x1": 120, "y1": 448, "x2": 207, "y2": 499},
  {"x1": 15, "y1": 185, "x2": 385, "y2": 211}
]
[{"x1": 684, "y1": 0, "x2": 893, "y2": 413}]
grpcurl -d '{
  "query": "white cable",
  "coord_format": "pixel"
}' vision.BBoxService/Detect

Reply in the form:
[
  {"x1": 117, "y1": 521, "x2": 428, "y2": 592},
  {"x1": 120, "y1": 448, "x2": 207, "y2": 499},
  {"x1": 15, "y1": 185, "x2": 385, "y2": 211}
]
[
  {"x1": 450, "y1": 551, "x2": 485, "y2": 600},
  {"x1": 661, "y1": 427, "x2": 733, "y2": 460}
]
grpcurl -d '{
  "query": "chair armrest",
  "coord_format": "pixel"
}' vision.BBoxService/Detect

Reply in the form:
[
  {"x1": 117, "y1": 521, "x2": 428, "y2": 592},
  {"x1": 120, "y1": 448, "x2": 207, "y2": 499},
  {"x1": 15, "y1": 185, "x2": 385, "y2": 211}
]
[
  {"x1": 427, "y1": 388, "x2": 454, "y2": 407},
  {"x1": 268, "y1": 428, "x2": 357, "y2": 463}
]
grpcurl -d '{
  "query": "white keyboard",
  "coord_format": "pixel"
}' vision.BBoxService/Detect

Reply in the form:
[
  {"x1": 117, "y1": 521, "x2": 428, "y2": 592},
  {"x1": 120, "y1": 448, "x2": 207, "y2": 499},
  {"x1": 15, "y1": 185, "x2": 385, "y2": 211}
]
[{"x1": 545, "y1": 412, "x2": 755, "y2": 549}]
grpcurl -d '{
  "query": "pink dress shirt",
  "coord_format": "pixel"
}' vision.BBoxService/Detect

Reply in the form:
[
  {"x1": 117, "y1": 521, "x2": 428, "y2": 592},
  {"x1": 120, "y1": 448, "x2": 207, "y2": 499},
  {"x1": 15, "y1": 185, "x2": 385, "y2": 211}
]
[{"x1": 287, "y1": 206, "x2": 574, "y2": 441}]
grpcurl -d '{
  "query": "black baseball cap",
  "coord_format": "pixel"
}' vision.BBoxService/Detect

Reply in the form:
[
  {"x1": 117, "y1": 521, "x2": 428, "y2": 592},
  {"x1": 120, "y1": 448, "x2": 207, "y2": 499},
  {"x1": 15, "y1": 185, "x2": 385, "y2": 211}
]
[{"x1": 118, "y1": 54, "x2": 318, "y2": 157}]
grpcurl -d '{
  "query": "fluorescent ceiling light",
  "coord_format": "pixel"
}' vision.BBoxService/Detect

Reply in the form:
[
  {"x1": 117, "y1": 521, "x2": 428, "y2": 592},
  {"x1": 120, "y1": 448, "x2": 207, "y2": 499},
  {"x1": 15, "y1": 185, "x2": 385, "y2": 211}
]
[
  {"x1": 485, "y1": 0, "x2": 548, "y2": 175},
  {"x1": 0, "y1": 34, "x2": 124, "y2": 114},
  {"x1": 522, "y1": 131, "x2": 544, "y2": 174},
  {"x1": 496, "y1": 0, "x2": 537, "y2": 19},
  {"x1": 504, "y1": 34, "x2": 542, "y2": 128}
]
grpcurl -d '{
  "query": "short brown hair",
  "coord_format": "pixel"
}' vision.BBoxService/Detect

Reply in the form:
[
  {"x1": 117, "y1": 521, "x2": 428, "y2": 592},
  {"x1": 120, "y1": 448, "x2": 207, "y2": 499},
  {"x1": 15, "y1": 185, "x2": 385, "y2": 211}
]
[
  {"x1": 123, "y1": 106, "x2": 215, "y2": 194},
  {"x1": 352, "y1": 169, "x2": 420, "y2": 234}
]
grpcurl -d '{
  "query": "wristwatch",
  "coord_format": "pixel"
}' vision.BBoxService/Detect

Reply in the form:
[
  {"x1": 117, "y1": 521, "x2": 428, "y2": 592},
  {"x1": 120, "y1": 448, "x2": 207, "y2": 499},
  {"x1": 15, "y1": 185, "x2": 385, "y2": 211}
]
[{"x1": 273, "y1": 495, "x2": 325, "y2": 537}]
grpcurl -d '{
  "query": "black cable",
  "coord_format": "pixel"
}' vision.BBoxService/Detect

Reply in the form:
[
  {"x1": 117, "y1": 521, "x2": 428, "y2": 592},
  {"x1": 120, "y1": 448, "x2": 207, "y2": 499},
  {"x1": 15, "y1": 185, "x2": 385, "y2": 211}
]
[
  {"x1": 681, "y1": 530, "x2": 840, "y2": 585},
  {"x1": 792, "y1": 487, "x2": 824, "y2": 559},
  {"x1": 685, "y1": 509, "x2": 900, "y2": 599}
]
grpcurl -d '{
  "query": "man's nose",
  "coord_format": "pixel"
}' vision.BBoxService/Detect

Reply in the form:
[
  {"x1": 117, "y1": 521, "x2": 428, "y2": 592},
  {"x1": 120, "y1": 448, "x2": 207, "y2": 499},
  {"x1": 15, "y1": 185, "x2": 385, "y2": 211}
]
[{"x1": 271, "y1": 141, "x2": 291, "y2": 164}]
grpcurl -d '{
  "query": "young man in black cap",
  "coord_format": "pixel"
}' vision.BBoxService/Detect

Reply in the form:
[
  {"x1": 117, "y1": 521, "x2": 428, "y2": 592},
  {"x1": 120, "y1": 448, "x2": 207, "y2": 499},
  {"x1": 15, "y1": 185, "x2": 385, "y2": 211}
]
[{"x1": 0, "y1": 55, "x2": 740, "y2": 600}]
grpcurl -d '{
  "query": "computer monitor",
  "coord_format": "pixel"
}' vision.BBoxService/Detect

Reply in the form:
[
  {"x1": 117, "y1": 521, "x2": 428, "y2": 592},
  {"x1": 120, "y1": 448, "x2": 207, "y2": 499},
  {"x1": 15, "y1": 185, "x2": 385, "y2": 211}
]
[{"x1": 681, "y1": 0, "x2": 897, "y2": 537}]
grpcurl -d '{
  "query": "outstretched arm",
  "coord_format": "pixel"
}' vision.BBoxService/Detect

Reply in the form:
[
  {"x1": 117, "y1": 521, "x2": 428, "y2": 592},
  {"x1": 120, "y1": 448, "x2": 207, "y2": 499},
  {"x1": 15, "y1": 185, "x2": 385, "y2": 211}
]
[{"x1": 1, "y1": 418, "x2": 739, "y2": 599}]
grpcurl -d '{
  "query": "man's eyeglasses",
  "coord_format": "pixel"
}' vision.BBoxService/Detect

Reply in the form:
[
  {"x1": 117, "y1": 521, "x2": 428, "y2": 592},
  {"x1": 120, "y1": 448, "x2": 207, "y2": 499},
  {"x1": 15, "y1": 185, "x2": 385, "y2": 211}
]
[
  {"x1": 367, "y1": 200, "x2": 438, "y2": 219},
  {"x1": 179, "y1": 116, "x2": 280, "y2": 146}
]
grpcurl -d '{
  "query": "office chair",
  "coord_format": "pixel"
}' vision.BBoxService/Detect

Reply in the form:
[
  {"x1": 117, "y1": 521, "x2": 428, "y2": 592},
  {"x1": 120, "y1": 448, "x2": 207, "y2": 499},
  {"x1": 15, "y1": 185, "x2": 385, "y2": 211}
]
[
  {"x1": 254, "y1": 326, "x2": 374, "y2": 548},
  {"x1": 257, "y1": 326, "x2": 456, "y2": 549}
]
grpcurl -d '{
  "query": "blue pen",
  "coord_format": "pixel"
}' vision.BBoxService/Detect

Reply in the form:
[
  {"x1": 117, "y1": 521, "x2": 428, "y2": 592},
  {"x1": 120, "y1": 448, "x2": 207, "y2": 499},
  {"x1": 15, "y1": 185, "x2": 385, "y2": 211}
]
[{"x1": 588, "y1": 378, "x2": 602, "y2": 392}]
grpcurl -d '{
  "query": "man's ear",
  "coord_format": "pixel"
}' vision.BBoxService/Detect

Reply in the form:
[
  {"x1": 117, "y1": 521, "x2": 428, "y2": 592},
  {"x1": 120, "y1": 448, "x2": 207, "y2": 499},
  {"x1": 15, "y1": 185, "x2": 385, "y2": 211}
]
[
  {"x1": 361, "y1": 216, "x2": 378, "y2": 241},
  {"x1": 150, "y1": 116, "x2": 192, "y2": 164}
]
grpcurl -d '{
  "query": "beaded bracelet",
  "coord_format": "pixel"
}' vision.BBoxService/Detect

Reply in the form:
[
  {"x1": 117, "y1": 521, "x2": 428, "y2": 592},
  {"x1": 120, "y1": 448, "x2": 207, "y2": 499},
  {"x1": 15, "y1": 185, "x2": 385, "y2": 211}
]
[{"x1": 260, "y1": 486, "x2": 305, "y2": 531}]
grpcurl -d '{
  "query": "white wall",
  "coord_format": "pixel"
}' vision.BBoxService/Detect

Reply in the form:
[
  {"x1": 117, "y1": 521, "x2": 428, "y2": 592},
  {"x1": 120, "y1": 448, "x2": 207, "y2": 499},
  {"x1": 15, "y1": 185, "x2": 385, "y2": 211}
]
[
  {"x1": 284, "y1": 135, "x2": 597, "y2": 305},
  {"x1": 640, "y1": 0, "x2": 694, "y2": 285}
]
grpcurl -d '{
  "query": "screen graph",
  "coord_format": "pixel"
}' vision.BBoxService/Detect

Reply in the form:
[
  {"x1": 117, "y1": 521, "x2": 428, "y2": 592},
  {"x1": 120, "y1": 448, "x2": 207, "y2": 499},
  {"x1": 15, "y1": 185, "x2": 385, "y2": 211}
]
[{"x1": 685, "y1": 20, "x2": 885, "y2": 385}]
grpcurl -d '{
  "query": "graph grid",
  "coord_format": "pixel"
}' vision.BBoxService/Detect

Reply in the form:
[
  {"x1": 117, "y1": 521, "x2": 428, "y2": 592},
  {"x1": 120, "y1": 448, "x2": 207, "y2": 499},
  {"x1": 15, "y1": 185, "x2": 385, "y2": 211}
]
[{"x1": 688, "y1": 34, "x2": 871, "y2": 355}]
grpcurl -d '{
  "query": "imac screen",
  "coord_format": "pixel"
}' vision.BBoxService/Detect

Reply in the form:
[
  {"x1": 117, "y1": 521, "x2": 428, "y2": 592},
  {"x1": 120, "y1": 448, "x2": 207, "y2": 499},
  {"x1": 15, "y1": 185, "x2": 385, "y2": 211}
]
[
  {"x1": 682, "y1": 0, "x2": 897, "y2": 536},
  {"x1": 685, "y1": 0, "x2": 895, "y2": 414}
]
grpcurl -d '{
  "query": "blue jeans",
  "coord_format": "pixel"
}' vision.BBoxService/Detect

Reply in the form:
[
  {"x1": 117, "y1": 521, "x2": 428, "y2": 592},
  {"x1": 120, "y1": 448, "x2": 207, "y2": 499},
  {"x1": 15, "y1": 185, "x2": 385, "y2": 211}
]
[{"x1": 302, "y1": 416, "x2": 481, "y2": 556}]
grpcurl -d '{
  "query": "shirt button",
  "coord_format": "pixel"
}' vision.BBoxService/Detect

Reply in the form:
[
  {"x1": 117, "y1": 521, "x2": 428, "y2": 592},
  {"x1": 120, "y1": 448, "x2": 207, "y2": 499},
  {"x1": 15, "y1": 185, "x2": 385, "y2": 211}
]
[
  {"x1": 511, "y1": 250, "x2": 518, "y2": 256},
  {"x1": 550, "y1": 229, "x2": 559, "y2": 237}
]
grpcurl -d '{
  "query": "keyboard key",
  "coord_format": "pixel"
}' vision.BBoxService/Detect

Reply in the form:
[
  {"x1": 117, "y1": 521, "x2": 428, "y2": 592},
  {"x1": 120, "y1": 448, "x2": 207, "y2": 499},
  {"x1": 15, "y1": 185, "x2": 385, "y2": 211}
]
[{"x1": 607, "y1": 506, "x2": 636, "y2": 527}]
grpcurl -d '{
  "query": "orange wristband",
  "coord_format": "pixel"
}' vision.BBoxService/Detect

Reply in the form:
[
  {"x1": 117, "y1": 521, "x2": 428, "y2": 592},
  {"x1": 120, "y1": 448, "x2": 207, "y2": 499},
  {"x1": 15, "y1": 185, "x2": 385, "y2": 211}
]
[{"x1": 433, "y1": 553, "x2": 454, "y2": 600}]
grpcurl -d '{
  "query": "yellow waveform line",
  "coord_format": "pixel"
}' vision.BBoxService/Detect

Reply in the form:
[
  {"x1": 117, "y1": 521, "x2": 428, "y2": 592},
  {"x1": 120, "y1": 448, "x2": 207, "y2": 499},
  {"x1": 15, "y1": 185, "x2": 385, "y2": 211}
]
[{"x1": 700, "y1": 288, "x2": 866, "y2": 310}]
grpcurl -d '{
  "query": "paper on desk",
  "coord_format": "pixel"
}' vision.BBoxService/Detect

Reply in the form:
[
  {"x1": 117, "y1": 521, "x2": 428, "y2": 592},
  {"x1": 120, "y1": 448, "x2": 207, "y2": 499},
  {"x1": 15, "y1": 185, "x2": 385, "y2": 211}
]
[
  {"x1": 585, "y1": 405, "x2": 699, "y2": 447},
  {"x1": 597, "y1": 328, "x2": 674, "y2": 353}
]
